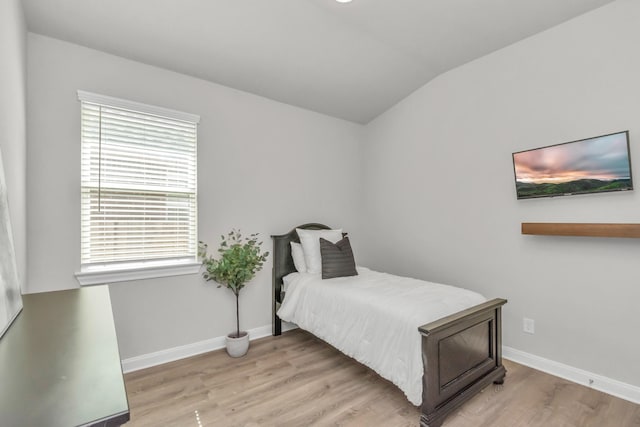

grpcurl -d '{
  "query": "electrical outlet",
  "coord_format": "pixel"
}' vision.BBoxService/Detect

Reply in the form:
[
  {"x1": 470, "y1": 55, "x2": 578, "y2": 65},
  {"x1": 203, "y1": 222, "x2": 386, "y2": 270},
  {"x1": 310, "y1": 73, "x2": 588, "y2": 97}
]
[{"x1": 523, "y1": 318, "x2": 535, "y2": 334}]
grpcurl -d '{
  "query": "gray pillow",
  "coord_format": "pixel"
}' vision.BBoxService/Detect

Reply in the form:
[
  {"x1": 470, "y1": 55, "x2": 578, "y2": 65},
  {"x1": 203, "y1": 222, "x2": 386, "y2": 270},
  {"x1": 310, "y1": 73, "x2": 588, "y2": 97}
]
[{"x1": 319, "y1": 237, "x2": 358, "y2": 279}]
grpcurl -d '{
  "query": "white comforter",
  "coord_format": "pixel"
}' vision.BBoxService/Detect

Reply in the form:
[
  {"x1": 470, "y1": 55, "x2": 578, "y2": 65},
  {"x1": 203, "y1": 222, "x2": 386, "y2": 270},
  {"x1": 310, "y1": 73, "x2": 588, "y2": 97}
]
[{"x1": 277, "y1": 267, "x2": 486, "y2": 405}]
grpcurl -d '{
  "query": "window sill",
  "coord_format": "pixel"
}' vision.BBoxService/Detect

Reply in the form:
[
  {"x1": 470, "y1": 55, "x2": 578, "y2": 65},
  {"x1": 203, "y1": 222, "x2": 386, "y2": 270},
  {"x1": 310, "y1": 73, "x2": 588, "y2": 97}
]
[{"x1": 75, "y1": 261, "x2": 202, "y2": 286}]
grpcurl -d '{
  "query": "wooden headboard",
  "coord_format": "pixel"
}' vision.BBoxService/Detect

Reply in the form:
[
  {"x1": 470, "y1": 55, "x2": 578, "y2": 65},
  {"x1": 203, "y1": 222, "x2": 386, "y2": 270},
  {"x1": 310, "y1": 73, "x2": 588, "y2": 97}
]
[{"x1": 271, "y1": 223, "x2": 331, "y2": 335}]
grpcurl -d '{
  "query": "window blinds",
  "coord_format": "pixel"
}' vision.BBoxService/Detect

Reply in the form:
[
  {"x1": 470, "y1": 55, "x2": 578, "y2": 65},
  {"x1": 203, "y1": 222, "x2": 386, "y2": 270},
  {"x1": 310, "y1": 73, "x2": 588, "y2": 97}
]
[{"x1": 79, "y1": 92, "x2": 198, "y2": 268}]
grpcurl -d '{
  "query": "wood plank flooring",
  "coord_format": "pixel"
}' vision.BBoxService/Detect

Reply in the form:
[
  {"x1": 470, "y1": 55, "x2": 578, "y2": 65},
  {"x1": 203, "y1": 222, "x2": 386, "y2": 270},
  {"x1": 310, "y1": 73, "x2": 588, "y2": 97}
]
[{"x1": 124, "y1": 329, "x2": 640, "y2": 427}]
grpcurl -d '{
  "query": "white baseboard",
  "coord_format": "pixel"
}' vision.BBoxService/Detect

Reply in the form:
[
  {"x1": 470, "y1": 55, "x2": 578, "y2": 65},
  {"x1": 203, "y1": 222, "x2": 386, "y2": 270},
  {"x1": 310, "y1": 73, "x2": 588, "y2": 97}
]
[
  {"x1": 121, "y1": 324, "x2": 271, "y2": 373},
  {"x1": 282, "y1": 321, "x2": 299, "y2": 333},
  {"x1": 503, "y1": 346, "x2": 640, "y2": 404},
  {"x1": 123, "y1": 328, "x2": 639, "y2": 405},
  {"x1": 121, "y1": 323, "x2": 299, "y2": 374}
]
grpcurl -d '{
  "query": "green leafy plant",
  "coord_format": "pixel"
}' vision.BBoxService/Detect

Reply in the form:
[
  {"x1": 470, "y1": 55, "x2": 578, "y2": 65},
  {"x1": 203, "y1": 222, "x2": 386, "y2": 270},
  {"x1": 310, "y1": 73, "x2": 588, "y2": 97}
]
[{"x1": 199, "y1": 230, "x2": 269, "y2": 338}]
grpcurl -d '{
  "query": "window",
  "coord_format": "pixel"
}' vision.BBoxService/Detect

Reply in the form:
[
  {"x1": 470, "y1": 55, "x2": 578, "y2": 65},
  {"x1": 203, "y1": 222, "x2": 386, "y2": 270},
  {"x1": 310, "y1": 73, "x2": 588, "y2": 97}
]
[{"x1": 75, "y1": 91, "x2": 199, "y2": 285}]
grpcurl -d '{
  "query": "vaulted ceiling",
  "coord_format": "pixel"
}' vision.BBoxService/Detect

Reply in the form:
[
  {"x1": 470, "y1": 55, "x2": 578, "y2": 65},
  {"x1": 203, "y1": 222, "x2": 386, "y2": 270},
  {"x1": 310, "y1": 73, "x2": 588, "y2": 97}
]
[{"x1": 23, "y1": 0, "x2": 615, "y2": 123}]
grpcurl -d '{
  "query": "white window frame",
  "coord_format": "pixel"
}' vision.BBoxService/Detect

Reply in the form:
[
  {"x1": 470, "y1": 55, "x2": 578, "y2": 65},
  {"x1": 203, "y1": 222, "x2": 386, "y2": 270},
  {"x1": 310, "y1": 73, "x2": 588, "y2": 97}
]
[{"x1": 75, "y1": 91, "x2": 200, "y2": 285}]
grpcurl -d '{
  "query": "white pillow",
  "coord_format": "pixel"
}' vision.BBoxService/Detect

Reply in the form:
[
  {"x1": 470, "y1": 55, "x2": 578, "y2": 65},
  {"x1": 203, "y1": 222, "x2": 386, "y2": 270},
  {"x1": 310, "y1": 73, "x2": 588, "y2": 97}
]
[
  {"x1": 290, "y1": 242, "x2": 307, "y2": 272},
  {"x1": 296, "y1": 228, "x2": 343, "y2": 274}
]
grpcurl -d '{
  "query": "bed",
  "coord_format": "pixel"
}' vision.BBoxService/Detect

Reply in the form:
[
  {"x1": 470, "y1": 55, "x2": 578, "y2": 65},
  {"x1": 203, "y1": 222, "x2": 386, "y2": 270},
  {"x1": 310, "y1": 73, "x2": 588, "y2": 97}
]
[{"x1": 272, "y1": 224, "x2": 506, "y2": 427}]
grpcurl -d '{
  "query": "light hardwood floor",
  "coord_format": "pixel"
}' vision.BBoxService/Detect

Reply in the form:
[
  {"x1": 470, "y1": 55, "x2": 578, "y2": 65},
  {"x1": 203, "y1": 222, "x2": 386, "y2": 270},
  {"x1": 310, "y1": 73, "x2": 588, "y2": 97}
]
[{"x1": 124, "y1": 329, "x2": 640, "y2": 427}]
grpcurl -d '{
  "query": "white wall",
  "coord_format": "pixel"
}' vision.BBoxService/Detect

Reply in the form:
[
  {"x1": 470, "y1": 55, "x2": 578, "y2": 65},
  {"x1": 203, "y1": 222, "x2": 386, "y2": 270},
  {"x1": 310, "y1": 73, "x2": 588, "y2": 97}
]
[
  {"x1": 361, "y1": 0, "x2": 640, "y2": 388},
  {"x1": 0, "y1": 0, "x2": 27, "y2": 289},
  {"x1": 26, "y1": 34, "x2": 363, "y2": 358},
  {"x1": 24, "y1": 0, "x2": 640, "y2": 388}
]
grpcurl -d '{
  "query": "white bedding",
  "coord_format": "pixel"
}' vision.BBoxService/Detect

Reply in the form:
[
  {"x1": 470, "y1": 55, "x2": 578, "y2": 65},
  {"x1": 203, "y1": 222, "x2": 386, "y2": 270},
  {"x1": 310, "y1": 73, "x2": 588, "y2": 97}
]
[{"x1": 277, "y1": 267, "x2": 486, "y2": 405}]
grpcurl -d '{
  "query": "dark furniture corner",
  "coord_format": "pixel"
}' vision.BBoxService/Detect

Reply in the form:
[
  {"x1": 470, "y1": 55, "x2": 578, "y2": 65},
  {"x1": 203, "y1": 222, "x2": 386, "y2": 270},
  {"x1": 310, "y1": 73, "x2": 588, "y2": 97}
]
[{"x1": 0, "y1": 285, "x2": 130, "y2": 427}]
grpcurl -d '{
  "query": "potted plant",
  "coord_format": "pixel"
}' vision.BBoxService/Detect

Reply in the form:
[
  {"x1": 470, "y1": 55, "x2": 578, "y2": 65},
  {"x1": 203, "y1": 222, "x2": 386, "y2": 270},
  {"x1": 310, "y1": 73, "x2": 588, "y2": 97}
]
[{"x1": 198, "y1": 229, "x2": 269, "y2": 357}]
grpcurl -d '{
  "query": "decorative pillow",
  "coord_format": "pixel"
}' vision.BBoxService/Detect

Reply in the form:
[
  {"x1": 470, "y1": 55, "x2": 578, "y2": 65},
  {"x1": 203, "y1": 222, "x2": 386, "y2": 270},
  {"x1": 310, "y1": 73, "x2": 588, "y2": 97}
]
[
  {"x1": 290, "y1": 242, "x2": 307, "y2": 273},
  {"x1": 296, "y1": 228, "x2": 343, "y2": 274},
  {"x1": 320, "y1": 237, "x2": 358, "y2": 279}
]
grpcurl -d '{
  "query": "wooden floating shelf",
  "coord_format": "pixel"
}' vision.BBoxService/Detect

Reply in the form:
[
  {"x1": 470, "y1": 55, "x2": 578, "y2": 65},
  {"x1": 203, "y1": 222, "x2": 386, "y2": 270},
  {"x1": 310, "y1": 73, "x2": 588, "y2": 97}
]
[{"x1": 521, "y1": 223, "x2": 640, "y2": 238}]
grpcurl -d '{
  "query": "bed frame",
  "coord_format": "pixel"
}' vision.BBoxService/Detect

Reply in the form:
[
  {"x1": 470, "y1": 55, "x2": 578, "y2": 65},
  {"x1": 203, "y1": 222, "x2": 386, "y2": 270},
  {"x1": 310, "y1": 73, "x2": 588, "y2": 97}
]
[{"x1": 272, "y1": 224, "x2": 507, "y2": 427}]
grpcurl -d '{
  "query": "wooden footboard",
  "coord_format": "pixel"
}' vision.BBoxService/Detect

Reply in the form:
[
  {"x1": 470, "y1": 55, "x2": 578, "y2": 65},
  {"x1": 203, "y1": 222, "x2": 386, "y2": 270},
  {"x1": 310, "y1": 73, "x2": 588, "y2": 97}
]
[{"x1": 418, "y1": 298, "x2": 507, "y2": 427}]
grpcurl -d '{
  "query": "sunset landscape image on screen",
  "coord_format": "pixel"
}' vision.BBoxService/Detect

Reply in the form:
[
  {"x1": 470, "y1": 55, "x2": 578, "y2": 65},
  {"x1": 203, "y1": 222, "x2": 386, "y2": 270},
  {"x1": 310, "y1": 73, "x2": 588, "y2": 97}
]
[{"x1": 513, "y1": 132, "x2": 632, "y2": 199}]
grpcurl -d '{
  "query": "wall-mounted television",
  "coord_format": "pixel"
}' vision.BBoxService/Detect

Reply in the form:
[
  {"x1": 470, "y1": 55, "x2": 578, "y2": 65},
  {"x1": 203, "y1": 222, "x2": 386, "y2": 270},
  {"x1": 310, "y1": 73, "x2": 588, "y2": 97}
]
[{"x1": 513, "y1": 131, "x2": 633, "y2": 199}]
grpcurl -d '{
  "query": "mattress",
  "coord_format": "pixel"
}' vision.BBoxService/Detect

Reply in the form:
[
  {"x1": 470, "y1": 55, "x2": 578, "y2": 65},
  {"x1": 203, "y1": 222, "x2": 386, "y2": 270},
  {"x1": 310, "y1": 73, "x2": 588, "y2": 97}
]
[{"x1": 277, "y1": 266, "x2": 486, "y2": 405}]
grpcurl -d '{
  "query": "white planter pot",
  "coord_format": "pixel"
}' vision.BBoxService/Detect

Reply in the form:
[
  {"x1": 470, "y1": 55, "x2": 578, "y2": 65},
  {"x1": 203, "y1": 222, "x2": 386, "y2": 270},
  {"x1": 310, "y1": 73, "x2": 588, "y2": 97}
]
[{"x1": 225, "y1": 331, "x2": 249, "y2": 357}]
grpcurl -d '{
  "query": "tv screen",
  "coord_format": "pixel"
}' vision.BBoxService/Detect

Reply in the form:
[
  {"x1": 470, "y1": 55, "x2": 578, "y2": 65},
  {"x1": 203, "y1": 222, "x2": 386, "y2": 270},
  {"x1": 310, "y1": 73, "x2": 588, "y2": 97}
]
[{"x1": 513, "y1": 131, "x2": 633, "y2": 199}]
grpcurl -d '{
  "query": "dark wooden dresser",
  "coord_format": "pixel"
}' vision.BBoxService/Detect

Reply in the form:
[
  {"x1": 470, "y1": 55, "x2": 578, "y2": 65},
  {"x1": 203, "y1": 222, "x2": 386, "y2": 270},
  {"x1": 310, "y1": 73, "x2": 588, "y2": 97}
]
[{"x1": 0, "y1": 285, "x2": 129, "y2": 426}]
